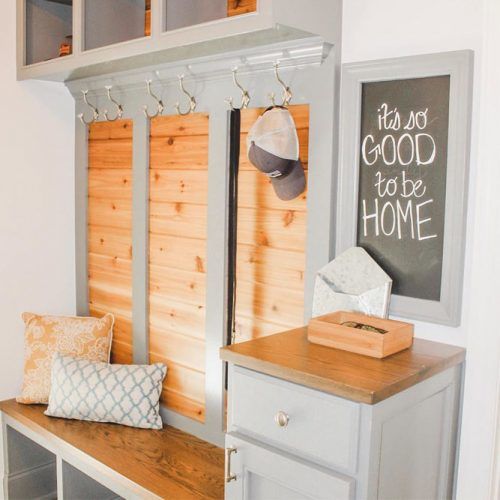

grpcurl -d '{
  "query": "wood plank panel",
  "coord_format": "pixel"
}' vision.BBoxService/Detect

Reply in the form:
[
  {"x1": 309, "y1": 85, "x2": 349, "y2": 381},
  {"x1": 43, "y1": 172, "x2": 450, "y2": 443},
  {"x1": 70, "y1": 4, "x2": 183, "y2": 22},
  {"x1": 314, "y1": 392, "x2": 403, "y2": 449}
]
[
  {"x1": 234, "y1": 314, "x2": 293, "y2": 342},
  {"x1": 149, "y1": 234, "x2": 206, "y2": 274},
  {"x1": 87, "y1": 197, "x2": 132, "y2": 230},
  {"x1": 149, "y1": 265, "x2": 206, "y2": 306},
  {"x1": 237, "y1": 243, "x2": 305, "y2": 291},
  {"x1": 149, "y1": 202, "x2": 207, "y2": 240},
  {"x1": 149, "y1": 114, "x2": 208, "y2": 422},
  {"x1": 88, "y1": 139, "x2": 133, "y2": 169},
  {"x1": 88, "y1": 120, "x2": 133, "y2": 364},
  {"x1": 88, "y1": 225, "x2": 132, "y2": 260},
  {"x1": 237, "y1": 206, "x2": 307, "y2": 252},
  {"x1": 149, "y1": 327, "x2": 205, "y2": 371},
  {"x1": 227, "y1": 0, "x2": 257, "y2": 17},
  {"x1": 150, "y1": 135, "x2": 209, "y2": 169},
  {"x1": 88, "y1": 120, "x2": 133, "y2": 140},
  {"x1": 149, "y1": 293, "x2": 205, "y2": 341},
  {"x1": 150, "y1": 170, "x2": 208, "y2": 204},
  {"x1": 235, "y1": 105, "x2": 309, "y2": 342},
  {"x1": 151, "y1": 113, "x2": 209, "y2": 138},
  {"x1": 88, "y1": 169, "x2": 132, "y2": 200},
  {"x1": 235, "y1": 280, "x2": 305, "y2": 327}
]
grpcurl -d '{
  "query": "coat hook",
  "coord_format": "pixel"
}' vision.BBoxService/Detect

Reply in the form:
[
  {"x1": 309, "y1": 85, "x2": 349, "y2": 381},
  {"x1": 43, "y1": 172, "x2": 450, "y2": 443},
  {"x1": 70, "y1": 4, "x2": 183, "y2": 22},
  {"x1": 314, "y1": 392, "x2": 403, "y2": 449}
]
[
  {"x1": 225, "y1": 67, "x2": 250, "y2": 110},
  {"x1": 78, "y1": 90, "x2": 99, "y2": 125},
  {"x1": 143, "y1": 80, "x2": 164, "y2": 119},
  {"x1": 174, "y1": 75, "x2": 196, "y2": 116},
  {"x1": 103, "y1": 86, "x2": 123, "y2": 122},
  {"x1": 269, "y1": 62, "x2": 292, "y2": 107}
]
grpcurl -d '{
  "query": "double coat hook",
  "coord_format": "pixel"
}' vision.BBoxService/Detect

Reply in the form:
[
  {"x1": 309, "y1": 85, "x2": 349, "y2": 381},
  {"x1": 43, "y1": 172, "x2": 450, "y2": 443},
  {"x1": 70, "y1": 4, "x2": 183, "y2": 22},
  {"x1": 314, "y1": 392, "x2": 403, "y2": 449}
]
[
  {"x1": 174, "y1": 75, "x2": 196, "y2": 116},
  {"x1": 78, "y1": 90, "x2": 99, "y2": 125},
  {"x1": 103, "y1": 86, "x2": 123, "y2": 122},
  {"x1": 225, "y1": 67, "x2": 250, "y2": 110},
  {"x1": 143, "y1": 80, "x2": 164, "y2": 119},
  {"x1": 269, "y1": 62, "x2": 293, "y2": 107}
]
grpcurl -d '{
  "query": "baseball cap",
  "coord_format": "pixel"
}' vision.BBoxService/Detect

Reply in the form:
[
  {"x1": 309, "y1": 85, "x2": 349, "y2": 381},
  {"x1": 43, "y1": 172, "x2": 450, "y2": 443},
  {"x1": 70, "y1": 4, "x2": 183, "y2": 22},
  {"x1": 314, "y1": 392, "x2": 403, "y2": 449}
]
[{"x1": 246, "y1": 107, "x2": 306, "y2": 201}]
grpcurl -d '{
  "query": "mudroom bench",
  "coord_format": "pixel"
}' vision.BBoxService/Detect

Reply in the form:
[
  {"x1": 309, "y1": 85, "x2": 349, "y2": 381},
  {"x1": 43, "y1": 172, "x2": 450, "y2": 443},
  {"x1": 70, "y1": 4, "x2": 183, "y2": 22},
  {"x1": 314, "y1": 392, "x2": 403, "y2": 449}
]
[{"x1": 0, "y1": 400, "x2": 224, "y2": 500}]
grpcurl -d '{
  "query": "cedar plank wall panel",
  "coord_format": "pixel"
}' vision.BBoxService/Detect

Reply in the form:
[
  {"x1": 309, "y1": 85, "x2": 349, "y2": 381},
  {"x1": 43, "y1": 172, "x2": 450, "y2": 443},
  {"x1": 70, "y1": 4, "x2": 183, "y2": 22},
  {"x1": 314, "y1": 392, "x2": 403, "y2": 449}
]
[
  {"x1": 236, "y1": 105, "x2": 309, "y2": 341},
  {"x1": 87, "y1": 120, "x2": 133, "y2": 364},
  {"x1": 227, "y1": 0, "x2": 257, "y2": 16},
  {"x1": 149, "y1": 113, "x2": 209, "y2": 423}
]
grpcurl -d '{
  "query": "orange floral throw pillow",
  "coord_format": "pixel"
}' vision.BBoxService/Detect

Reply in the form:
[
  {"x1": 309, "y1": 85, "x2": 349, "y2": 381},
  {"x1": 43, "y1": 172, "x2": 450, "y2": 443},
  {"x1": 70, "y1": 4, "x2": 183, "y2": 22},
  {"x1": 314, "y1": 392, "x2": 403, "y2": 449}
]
[{"x1": 17, "y1": 312, "x2": 114, "y2": 404}]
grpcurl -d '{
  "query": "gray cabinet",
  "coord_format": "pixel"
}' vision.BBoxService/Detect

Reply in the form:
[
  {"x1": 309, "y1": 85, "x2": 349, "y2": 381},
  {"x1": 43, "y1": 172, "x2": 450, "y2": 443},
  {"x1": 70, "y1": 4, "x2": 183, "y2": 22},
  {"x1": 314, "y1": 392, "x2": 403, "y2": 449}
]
[{"x1": 224, "y1": 364, "x2": 462, "y2": 500}]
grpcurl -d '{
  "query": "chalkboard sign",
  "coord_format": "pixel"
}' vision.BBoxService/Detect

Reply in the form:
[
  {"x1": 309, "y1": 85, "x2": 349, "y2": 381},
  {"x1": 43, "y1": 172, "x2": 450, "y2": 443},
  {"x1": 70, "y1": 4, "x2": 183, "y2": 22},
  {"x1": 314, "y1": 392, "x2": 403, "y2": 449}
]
[
  {"x1": 340, "y1": 52, "x2": 472, "y2": 325},
  {"x1": 356, "y1": 76, "x2": 450, "y2": 301}
]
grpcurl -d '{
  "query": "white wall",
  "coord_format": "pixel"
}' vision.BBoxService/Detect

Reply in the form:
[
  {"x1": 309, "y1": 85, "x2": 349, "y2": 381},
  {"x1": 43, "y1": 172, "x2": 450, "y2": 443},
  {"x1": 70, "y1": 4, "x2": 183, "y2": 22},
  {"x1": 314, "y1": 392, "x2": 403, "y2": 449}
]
[
  {"x1": 0, "y1": 2, "x2": 75, "y2": 400},
  {"x1": 342, "y1": 0, "x2": 500, "y2": 498}
]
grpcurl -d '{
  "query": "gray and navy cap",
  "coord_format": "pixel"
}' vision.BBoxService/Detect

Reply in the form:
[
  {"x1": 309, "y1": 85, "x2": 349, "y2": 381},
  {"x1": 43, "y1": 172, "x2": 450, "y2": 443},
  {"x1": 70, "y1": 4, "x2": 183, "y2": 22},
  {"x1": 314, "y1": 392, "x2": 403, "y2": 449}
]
[{"x1": 246, "y1": 107, "x2": 306, "y2": 201}]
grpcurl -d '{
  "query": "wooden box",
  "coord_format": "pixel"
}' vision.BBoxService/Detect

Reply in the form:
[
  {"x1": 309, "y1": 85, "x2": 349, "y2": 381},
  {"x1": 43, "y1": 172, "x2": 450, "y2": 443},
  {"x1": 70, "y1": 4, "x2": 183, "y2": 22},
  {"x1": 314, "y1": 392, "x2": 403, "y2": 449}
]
[{"x1": 307, "y1": 311, "x2": 414, "y2": 358}]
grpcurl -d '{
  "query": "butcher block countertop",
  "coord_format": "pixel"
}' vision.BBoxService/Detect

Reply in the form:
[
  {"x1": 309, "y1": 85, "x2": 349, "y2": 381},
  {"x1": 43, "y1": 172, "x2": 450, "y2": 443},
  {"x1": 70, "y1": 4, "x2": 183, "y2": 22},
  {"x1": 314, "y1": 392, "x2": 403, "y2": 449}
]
[{"x1": 220, "y1": 327, "x2": 465, "y2": 404}]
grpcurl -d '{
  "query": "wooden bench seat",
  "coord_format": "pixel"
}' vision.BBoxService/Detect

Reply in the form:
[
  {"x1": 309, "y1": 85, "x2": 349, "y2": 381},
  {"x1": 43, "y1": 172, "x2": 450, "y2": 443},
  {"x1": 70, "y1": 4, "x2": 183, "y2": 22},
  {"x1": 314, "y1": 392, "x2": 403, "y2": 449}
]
[{"x1": 0, "y1": 399, "x2": 224, "y2": 499}]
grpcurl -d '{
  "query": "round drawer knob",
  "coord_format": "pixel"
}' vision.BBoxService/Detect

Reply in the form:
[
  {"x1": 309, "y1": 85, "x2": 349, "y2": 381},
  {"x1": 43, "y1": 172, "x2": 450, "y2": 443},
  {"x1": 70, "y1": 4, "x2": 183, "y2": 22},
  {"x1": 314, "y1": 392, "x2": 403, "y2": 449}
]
[{"x1": 274, "y1": 411, "x2": 290, "y2": 428}]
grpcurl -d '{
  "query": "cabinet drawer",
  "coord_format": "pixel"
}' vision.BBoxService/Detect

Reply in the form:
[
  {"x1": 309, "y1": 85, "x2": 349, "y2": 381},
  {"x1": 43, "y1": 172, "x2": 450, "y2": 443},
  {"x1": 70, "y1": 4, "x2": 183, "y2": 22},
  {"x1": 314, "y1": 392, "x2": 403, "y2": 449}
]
[{"x1": 229, "y1": 366, "x2": 360, "y2": 473}]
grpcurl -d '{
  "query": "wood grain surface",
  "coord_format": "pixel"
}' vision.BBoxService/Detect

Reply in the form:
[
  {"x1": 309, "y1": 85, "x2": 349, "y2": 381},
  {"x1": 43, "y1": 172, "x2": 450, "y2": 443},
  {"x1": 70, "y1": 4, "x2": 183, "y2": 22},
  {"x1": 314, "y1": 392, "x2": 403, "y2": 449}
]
[
  {"x1": 235, "y1": 105, "x2": 309, "y2": 341},
  {"x1": 149, "y1": 114, "x2": 208, "y2": 422},
  {"x1": 88, "y1": 120, "x2": 133, "y2": 364},
  {"x1": 220, "y1": 327, "x2": 465, "y2": 404},
  {"x1": 0, "y1": 400, "x2": 224, "y2": 499}
]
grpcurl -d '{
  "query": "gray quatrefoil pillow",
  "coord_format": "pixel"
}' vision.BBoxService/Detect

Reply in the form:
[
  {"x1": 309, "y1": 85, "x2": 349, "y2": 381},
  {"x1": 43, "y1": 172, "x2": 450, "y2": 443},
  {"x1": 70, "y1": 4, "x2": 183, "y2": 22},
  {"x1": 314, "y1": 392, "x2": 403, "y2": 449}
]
[{"x1": 45, "y1": 354, "x2": 167, "y2": 430}]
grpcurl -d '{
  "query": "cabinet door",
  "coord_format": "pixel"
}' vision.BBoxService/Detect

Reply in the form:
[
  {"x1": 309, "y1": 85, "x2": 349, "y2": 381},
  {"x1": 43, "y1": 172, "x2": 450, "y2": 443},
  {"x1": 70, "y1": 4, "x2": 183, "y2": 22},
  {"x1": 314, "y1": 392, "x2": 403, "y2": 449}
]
[{"x1": 225, "y1": 435, "x2": 354, "y2": 500}]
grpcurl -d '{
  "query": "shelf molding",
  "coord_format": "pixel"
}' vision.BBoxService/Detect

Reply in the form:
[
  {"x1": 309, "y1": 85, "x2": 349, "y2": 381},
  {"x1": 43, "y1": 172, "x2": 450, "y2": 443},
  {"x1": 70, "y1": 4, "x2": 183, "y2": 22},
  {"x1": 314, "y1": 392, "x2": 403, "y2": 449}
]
[{"x1": 66, "y1": 37, "x2": 332, "y2": 98}]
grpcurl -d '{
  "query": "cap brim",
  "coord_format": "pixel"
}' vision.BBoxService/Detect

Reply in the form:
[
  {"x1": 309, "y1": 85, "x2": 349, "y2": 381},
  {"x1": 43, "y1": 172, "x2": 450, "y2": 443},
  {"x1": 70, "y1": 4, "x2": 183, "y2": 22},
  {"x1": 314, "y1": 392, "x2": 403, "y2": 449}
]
[{"x1": 270, "y1": 160, "x2": 306, "y2": 201}]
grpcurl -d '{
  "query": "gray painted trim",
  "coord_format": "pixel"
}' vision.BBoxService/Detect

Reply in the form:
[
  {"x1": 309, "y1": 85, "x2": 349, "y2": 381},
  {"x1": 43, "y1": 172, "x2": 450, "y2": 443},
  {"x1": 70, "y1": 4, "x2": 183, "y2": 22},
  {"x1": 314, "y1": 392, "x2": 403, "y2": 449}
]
[
  {"x1": 132, "y1": 113, "x2": 150, "y2": 364},
  {"x1": 303, "y1": 49, "x2": 338, "y2": 321},
  {"x1": 75, "y1": 112, "x2": 89, "y2": 316},
  {"x1": 337, "y1": 50, "x2": 474, "y2": 326},
  {"x1": 204, "y1": 107, "x2": 230, "y2": 438}
]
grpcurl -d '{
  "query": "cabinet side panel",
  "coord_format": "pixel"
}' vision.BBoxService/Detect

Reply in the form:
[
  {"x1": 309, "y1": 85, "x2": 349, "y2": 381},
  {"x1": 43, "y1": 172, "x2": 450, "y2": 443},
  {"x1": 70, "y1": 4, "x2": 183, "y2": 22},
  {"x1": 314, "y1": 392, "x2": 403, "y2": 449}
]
[{"x1": 377, "y1": 388, "x2": 450, "y2": 499}]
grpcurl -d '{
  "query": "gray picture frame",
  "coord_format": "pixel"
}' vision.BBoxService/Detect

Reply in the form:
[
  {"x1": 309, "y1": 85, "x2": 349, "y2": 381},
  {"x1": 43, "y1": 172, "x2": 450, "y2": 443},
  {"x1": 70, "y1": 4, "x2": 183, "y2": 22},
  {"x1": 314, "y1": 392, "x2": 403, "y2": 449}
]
[{"x1": 337, "y1": 51, "x2": 473, "y2": 326}]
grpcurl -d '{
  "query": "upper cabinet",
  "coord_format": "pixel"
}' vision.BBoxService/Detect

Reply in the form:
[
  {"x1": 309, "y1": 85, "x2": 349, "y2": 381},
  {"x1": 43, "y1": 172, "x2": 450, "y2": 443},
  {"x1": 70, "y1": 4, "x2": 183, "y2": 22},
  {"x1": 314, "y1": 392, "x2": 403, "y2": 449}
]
[
  {"x1": 17, "y1": 0, "x2": 340, "y2": 82},
  {"x1": 25, "y1": 0, "x2": 73, "y2": 66}
]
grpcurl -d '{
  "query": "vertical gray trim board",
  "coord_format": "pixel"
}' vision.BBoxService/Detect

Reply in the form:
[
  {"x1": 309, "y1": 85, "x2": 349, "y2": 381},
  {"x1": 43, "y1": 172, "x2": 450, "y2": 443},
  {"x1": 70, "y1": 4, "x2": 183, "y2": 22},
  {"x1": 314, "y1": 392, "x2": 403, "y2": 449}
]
[
  {"x1": 75, "y1": 112, "x2": 89, "y2": 316},
  {"x1": 303, "y1": 50, "x2": 337, "y2": 321},
  {"x1": 205, "y1": 106, "x2": 230, "y2": 437},
  {"x1": 337, "y1": 50, "x2": 473, "y2": 326},
  {"x1": 132, "y1": 112, "x2": 150, "y2": 365}
]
